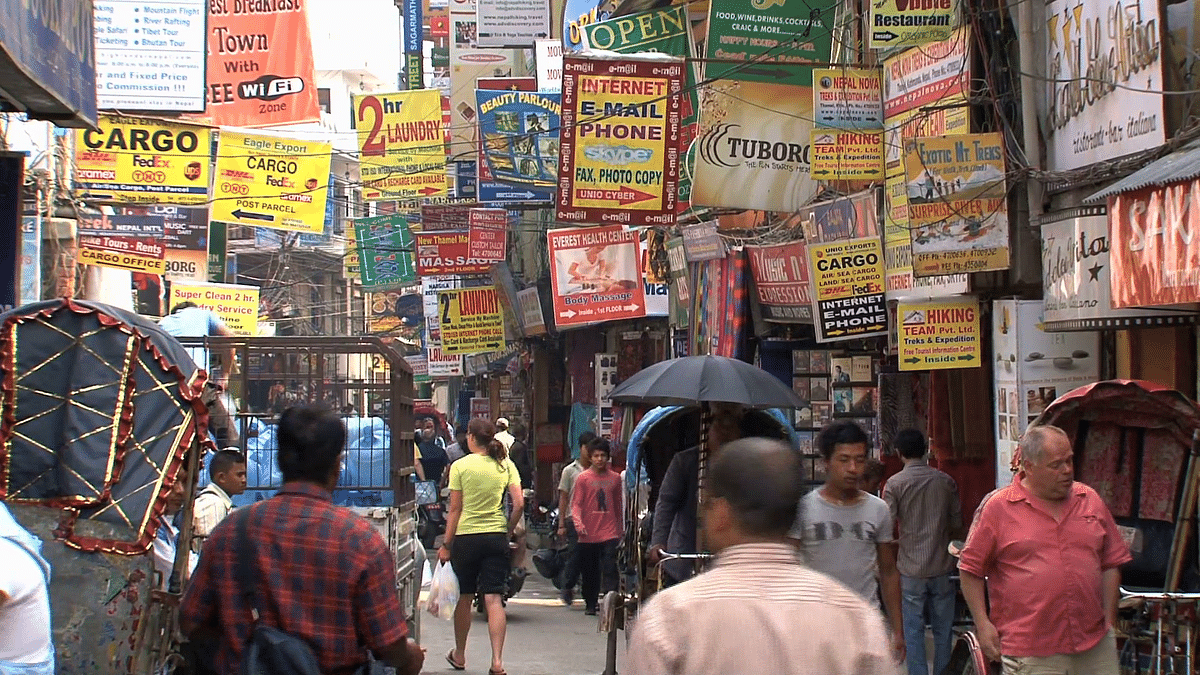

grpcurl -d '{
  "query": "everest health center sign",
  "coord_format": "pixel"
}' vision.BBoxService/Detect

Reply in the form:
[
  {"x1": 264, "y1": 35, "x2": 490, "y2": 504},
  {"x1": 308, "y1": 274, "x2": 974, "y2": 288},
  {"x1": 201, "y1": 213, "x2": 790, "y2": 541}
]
[{"x1": 548, "y1": 226, "x2": 647, "y2": 327}]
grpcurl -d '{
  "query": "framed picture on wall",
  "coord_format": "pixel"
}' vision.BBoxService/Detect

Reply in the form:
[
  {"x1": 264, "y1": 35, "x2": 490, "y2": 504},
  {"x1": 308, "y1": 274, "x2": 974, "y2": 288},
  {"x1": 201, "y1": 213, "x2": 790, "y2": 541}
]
[
  {"x1": 793, "y1": 350, "x2": 810, "y2": 374},
  {"x1": 810, "y1": 350, "x2": 830, "y2": 374}
]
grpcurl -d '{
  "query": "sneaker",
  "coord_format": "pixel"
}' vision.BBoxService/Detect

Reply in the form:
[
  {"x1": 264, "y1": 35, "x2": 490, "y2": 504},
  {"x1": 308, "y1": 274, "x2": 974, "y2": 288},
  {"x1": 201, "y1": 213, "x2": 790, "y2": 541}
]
[
  {"x1": 560, "y1": 588, "x2": 574, "y2": 606},
  {"x1": 584, "y1": 607, "x2": 598, "y2": 616}
]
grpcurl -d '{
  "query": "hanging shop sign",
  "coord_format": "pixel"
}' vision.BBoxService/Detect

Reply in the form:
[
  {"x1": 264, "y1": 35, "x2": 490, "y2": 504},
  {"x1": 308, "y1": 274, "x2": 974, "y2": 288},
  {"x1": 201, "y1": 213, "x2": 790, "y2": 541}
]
[
  {"x1": 536, "y1": 39, "x2": 563, "y2": 92},
  {"x1": 884, "y1": 99, "x2": 969, "y2": 174},
  {"x1": 641, "y1": 229, "x2": 669, "y2": 317},
  {"x1": 449, "y1": 9, "x2": 520, "y2": 162},
  {"x1": 703, "y1": 0, "x2": 837, "y2": 88},
  {"x1": 557, "y1": 56, "x2": 684, "y2": 226},
  {"x1": 169, "y1": 281, "x2": 260, "y2": 336},
  {"x1": 75, "y1": 116, "x2": 212, "y2": 205},
  {"x1": 1040, "y1": 206, "x2": 1195, "y2": 329},
  {"x1": 548, "y1": 225, "x2": 647, "y2": 327},
  {"x1": 420, "y1": 202, "x2": 477, "y2": 231},
  {"x1": 562, "y1": 0, "x2": 613, "y2": 50},
  {"x1": 354, "y1": 90, "x2": 447, "y2": 201},
  {"x1": 869, "y1": 0, "x2": 959, "y2": 49},
  {"x1": 882, "y1": 26, "x2": 970, "y2": 118},
  {"x1": 369, "y1": 290, "x2": 406, "y2": 333},
  {"x1": 344, "y1": 231, "x2": 360, "y2": 280},
  {"x1": 798, "y1": 190, "x2": 880, "y2": 243},
  {"x1": 93, "y1": 0, "x2": 206, "y2": 111},
  {"x1": 1109, "y1": 179, "x2": 1200, "y2": 308},
  {"x1": 746, "y1": 241, "x2": 813, "y2": 323},
  {"x1": 595, "y1": 352, "x2": 617, "y2": 435},
  {"x1": 897, "y1": 296, "x2": 981, "y2": 371},
  {"x1": 811, "y1": 130, "x2": 884, "y2": 181},
  {"x1": 422, "y1": 275, "x2": 462, "y2": 344},
  {"x1": 903, "y1": 132, "x2": 1010, "y2": 276},
  {"x1": 489, "y1": 261, "x2": 524, "y2": 339},
  {"x1": 403, "y1": 0, "x2": 423, "y2": 89},
  {"x1": 681, "y1": 222, "x2": 726, "y2": 262},
  {"x1": 665, "y1": 236, "x2": 690, "y2": 327},
  {"x1": 414, "y1": 231, "x2": 495, "y2": 275},
  {"x1": 468, "y1": 208, "x2": 508, "y2": 261},
  {"x1": 427, "y1": 342, "x2": 465, "y2": 377},
  {"x1": 122, "y1": 205, "x2": 208, "y2": 282},
  {"x1": 189, "y1": 0, "x2": 320, "y2": 127},
  {"x1": 0, "y1": 0, "x2": 97, "y2": 127},
  {"x1": 406, "y1": 354, "x2": 429, "y2": 383},
  {"x1": 517, "y1": 286, "x2": 547, "y2": 335},
  {"x1": 477, "y1": 0, "x2": 549, "y2": 46},
  {"x1": 813, "y1": 68, "x2": 883, "y2": 130},
  {"x1": 20, "y1": 216, "x2": 39, "y2": 306},
  {"x1": 212, "y1": 130, "x2": 331, "y2": 233},
  {"x1": 807, "y1": 237, "x2": 888, "y2": 342},
  {"x1": 78, "y1": 213, "x2": 167, "y2": 275},
  {"x1": 355, "y1": 214, "x2": 417, "y2": 291},
  {"x1": 692, "y1": 80, "x2": 819, "y2": 212},
  {"x1": 1041, "y1": 0, "x2": 1164, "y2": 173},
  {"x1": 437, "y1": 286, "x2": 506, "y2": 354},
  {"x1": 476, "y1": 89, "x2": 561, "y2": 188}
]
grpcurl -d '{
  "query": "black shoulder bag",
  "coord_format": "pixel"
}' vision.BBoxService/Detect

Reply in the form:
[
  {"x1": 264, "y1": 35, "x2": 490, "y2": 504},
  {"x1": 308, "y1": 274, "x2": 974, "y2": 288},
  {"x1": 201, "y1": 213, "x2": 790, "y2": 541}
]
[{"x1": 235, "y1": 508, "x2": 323, "y2": 675}]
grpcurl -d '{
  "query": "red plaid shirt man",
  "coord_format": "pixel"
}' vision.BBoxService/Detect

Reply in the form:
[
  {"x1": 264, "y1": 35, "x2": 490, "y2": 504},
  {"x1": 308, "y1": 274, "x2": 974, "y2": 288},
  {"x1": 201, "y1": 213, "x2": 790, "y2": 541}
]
[{"x1": 180, "y1": 481, "x2": 410, "y2": 674}]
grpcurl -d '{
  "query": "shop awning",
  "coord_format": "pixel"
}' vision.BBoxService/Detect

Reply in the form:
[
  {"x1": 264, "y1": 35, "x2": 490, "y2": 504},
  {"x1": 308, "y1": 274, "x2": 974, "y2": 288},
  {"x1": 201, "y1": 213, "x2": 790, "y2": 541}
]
[{"x1": 1087, "y1": 137, "x2": 1200, "y2": 202}]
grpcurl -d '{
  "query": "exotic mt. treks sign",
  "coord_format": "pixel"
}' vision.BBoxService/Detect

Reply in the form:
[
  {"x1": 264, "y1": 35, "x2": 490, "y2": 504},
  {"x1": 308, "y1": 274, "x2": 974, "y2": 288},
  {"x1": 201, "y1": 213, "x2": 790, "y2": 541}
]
[{"x1": 557, "y1": 56, "x2": 684, "y2": 226}]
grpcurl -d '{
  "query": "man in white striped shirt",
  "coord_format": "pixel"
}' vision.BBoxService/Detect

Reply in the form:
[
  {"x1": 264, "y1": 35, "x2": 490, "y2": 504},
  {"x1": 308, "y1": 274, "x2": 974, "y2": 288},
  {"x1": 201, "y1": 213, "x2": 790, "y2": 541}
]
[
  {"x1": 192, "y1": 449, "x2": 247, "y2": 546},
  {"x1": 627, "y1": 438, "x2": 899, "y2": 675}
]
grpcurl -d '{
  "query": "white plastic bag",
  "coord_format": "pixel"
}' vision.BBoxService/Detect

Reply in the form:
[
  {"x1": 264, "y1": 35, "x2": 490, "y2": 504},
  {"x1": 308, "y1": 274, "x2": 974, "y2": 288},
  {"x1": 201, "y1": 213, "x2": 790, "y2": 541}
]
[{"x1": 426, "y1": 561, "x2": 459, "y2": 619}]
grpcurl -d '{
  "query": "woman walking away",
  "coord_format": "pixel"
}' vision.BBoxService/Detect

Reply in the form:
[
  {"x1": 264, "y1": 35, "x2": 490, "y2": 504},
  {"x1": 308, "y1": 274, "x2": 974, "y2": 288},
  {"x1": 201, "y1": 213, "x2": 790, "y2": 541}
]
[{"x1": 439, "y1": 418, "x2": 524, "y2": 675}]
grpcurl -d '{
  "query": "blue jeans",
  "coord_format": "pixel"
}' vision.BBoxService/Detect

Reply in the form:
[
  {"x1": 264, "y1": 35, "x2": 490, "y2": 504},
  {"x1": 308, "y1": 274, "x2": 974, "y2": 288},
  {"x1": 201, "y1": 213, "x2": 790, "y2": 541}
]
[{"x1": 902, "y1": 573, "x2": 956, "y2": 675}]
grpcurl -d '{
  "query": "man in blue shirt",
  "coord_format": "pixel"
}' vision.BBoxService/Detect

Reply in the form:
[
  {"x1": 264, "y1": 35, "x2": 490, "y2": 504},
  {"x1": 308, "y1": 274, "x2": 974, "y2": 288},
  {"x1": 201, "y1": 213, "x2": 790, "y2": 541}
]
[{"x1": 160, "y1": 302, "x2": 239, "y2": 445}]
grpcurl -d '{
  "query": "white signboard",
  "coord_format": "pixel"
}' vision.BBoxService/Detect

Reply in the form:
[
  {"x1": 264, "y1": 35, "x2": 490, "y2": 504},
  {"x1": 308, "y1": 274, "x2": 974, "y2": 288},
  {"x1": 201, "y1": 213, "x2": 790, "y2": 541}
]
[
  {"x1": 477, "y1": 0, "x2": 550, "y2": 47},
  {"x1": 93, "y1": 0, "x2": 207, "y2": 111},
  {"x1": 1042, "y1": 0, "x2": 1164, "y2": 172},
  {"x1": 882, "y1": 26, "x2": 970, "y2": 118},
  {"x1": 427, "y1": 342, "x2": 465, "y2": 377},
  {"x1": 422, "y1": 275, "x2": 463, "y2": 340},
  {"x1": 535, "y1": 39, "x2": 563, "y2": 92},
  {"x1": 516, "y1": 286, "x2": 547, "y2": 335},
  {"x1": 813, "y1": 68, "x2": 883, "y2": 130},
  {"x1": 595, "y1": 353, "x2": 617, "y2": 435}
]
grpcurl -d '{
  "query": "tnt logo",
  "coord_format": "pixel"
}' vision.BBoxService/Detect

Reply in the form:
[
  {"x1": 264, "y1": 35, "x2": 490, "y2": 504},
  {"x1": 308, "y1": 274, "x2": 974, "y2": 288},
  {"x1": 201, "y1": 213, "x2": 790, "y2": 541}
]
[
  {"x1": 132, "y1": 155, "x2": 171, "y2": 168},
  {"x1": 265, "y1": 175, "x2": 295, "y2": 188}
]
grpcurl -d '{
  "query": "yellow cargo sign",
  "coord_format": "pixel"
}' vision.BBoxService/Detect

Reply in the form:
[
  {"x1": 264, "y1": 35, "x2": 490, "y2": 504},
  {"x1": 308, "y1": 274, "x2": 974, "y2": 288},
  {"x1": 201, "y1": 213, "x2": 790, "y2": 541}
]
[
  {"x1": 75, "y1": 115, "x2": 212, "y2": 205},
  {"x1": 437, "y1": 287, "x2": 505, "y2": 355},
  {"x1": 898, "y1": 297, "x2": 981, "y2": 370},
  {"x1": 212, "y1": 131, "x2": 332, "y2": 233}
]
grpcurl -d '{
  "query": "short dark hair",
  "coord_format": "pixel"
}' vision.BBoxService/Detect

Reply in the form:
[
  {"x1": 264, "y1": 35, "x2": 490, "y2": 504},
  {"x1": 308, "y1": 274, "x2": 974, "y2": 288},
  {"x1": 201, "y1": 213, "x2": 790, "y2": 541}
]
[
  {"x1": 171, "y1": 301, "x2": 198, "y2": 313},
  {"x1": 894, "y1": 428, "x2": 927, "y2": 459},
  {"x1": 277, "y1": 404, "x2": 346, "y2": 483},
  {"x1": 709, "y1": 438, "x2": 802, "y2": 537},
  {"x1": 209, "y1": 449, "x2": 246, "y2": 479},
  {"x1": 587, "y1": 437, "x2": 611, "y2": 458},
  {"x1": 817, "y1": 420, "x2": 870, "y2": 461},
  {"x1": 577, "y1": 430, "x2": 597, "y2": 449},
  {"x1": 863, "y1": 458, "x2": 886, "y2": 483}
]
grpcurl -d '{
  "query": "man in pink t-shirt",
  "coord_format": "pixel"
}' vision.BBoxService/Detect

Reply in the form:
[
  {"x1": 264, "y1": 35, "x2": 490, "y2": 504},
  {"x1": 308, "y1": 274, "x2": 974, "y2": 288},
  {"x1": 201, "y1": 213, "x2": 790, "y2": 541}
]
[
  {"x1": 959, "y1": 425, "x2": 1131, "y2": 675},
  {"x1": 571, "y1": 438, "x2": 624, "y2": 616}
]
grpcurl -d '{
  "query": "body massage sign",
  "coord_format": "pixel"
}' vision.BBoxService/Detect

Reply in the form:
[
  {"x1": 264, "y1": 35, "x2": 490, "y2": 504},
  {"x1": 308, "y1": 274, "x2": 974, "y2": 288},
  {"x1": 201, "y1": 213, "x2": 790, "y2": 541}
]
[
  {"x1": 169, "y1": 281, "x2": 260, "y2": 336},
  {"x1": 557, "y1": 56, "x2": 684, "y2": 226},
  {"x1": 548, "y1": 225, "x2": 647, "y2": 327}
]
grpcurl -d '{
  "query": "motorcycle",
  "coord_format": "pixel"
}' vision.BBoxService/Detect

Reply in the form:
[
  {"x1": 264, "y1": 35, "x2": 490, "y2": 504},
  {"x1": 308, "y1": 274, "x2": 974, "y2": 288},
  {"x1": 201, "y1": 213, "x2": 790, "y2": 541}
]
[{"x1": 415, "y1": 480, "x2": 446, "y2": 549}]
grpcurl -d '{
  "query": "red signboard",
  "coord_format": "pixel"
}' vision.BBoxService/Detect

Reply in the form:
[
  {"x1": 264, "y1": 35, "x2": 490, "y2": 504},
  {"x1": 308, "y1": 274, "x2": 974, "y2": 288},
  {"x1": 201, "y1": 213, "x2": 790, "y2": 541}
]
[
  {"x1": 1109, "y1": 180, "x2": 1200, "y2": 307},
  {"x1": 746, "y1": 242, "x2": 814, "y2": 323},
  {"x1": 468, "y1": 208, "x2": 508, "y2": 261},
  {"x1": 420, "y1": 202, "x2": 478, "y2": 231},
  {"x1": 414, "y1": 231, "x2": 495, "y2": 276},
  {"x1": 547, "y1": 225, "x2": 647, "y2": 327}
]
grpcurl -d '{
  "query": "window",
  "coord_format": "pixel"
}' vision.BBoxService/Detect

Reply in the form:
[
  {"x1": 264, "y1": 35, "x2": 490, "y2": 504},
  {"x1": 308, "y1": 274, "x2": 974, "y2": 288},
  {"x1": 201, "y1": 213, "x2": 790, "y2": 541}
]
[{"x1": 317, "y1": 88, "x2": 331, "y2": 114}]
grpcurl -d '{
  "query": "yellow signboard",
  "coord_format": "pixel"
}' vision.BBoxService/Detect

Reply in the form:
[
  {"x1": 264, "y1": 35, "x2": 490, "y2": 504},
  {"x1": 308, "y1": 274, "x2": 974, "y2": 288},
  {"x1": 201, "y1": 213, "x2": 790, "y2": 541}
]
[
  {"x1": 811, "y1": 130, "x2": 885, "y2": 180},
  {"x1": 897, "y1": 297, "x2": 981, "y2": 370},
  {"x1": 807, "y1": 237, "x2": 888, "y2": 342},
  {"x1": 169, "y1": 281, "x2": 261, "y2": 337},
  {"x1": 75, "y1": 115, "x2": 212, "y2": 205},
  {"x1": 870, "y1": 0, "x2": 959, "y2": 50},
  {"x1": 437, "y1": 287, "x2": 505, "y2": 355},
  {"x1": 212, "y1": 131, "x2": 332, "y2": 233},
  {"x1": 353, "y1": 90, "x2": 447, "y2": 201}
]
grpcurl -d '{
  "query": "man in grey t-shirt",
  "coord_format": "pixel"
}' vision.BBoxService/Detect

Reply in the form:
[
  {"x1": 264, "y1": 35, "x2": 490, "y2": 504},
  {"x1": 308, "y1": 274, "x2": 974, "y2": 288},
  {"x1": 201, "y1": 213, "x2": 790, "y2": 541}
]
[
  {"x1": 556, "y1": 431, "x2": 596, "y2": 605},
  {"x1": 790, "y1": 421, "x2": 904, "y2": 662}
]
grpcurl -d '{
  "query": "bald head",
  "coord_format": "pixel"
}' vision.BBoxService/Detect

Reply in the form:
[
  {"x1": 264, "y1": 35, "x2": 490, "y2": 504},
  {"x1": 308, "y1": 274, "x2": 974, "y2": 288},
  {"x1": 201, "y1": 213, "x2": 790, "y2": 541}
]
[
  {"x1": 1020, "y1": 424, "x2": 1070, "y2": 465},
  {"x1": 708, "y1": 437, "x2": 803, "y2": 538}
]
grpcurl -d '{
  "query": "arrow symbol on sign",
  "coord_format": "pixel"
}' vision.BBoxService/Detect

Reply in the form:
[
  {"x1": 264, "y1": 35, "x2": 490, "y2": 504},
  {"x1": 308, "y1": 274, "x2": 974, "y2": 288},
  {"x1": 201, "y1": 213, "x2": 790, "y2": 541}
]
[
  {"x1": 865, "y1": 324, "x2": 885, "y2": 331},
  {"x1": 559, "y1": 309, "x2": 577, "y2": 318},
  {"x1": 873, "y1": 30, "x2": 899, "y2": 42},
  {"x1": 419, "y1": 187, "x2": 441, "y2": 196},
  {"x1": 904, "y1": 357, "x2": 921, "y2": 364},
  {"x1": 623, "y1": 304, "x2": 641, "y2": 311},
  {"x1": 826, "y1": 329, "x2": 846, "y2": 336},
  {"x1": 616, "y1": 186, "x2": 656, "y2": 206},
  {"x1": 957, "y1": 354, "x2": 977, "y2": 361},
  {"x1": 232, "y1": 209, "x2": 275, "y2": 222},
  {"x1": 498, "y1": 191, "x2": 538, "y2": 199}
]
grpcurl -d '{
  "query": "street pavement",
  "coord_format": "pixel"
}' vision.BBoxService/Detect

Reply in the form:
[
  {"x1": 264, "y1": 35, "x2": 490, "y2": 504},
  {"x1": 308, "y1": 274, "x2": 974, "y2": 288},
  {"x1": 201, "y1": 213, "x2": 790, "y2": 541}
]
[{"x1": 418, "y1": 571, "x2": 627, "y2": 675}]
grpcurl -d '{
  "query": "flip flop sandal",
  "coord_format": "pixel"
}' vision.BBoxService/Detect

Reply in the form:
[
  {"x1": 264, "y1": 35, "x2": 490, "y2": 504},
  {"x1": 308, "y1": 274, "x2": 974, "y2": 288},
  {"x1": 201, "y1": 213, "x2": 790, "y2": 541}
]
[
  {"x1": 488, "y1": 669, "x2": 507, "y2": 675},
  {"x1": 446, "y1": 650, "x2": 465, "y2": 670}
]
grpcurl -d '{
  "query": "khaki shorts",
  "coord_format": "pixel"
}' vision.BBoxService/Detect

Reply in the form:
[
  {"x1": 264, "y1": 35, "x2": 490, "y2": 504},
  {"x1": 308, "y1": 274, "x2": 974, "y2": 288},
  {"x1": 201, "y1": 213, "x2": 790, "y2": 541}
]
[{"x1": 1001, "y1": 630, "x2": 1119, "y2": 675}]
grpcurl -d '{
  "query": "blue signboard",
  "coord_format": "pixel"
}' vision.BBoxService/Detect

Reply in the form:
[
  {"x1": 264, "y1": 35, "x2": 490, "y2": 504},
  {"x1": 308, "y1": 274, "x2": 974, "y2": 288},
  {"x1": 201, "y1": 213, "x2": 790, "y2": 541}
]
[
  {"x1": 454, "y1": 161, "x2": 478, "y2": 199},
  {"x1": 477, "y1": 181, "x2": 554, "y2": 203},
  {"x1": 0, "y1": 0, "x2": 97, "y2": 127},
  {"x1": 476, "y1": 90, "x2": 561, "y2": 189}
]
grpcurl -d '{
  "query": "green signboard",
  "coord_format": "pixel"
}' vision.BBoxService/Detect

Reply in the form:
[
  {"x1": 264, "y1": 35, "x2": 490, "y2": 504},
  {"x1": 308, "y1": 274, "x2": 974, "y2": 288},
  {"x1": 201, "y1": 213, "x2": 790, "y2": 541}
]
[
  {"x1": 703, "y1": 0, "x2": 838, "y2": 88},
  {"x1": 354, "y1": 214, "x2": 417, "y2": 291}
]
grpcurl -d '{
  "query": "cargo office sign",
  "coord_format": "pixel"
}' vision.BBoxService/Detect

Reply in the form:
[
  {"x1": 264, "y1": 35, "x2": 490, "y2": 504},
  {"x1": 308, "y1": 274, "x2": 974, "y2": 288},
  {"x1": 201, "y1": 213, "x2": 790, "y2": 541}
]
[
  {"x1": 557, "y1": 57, "x2": 684, "y2": 226},
  {"x1": 75, "y1": 116, "x2": 212, "y2": 205},
  {"x1": 897, "y1": 297, "x2": 981, "y2": 371},
  {"x1": 414, "y1": 231, "x2": 495, "y2": 276},
  {"x1": 212, "y1": 131, "x2": 332, "y2": 233},
  {"x1": 77, "y1": 214, "x2": 166, "y2": 275},
  {"x1": 807, "y1": 237, "x2": 888, "y2": 342},
  {"x1": 354, "y1": 90, "x2": 447, "y2": 200},
  {"x1": 476, "y1": 89, "x2": 561, "y2": 188},
  {"x1": 437, "y1": 287, "x2": 506, "y2": 354},
  {"x1": 747, "y1": 242, "x2": 813, "y2": 322},
  {"x1": 903, "y1": 132, "x2": 1010, "y2": 275}
]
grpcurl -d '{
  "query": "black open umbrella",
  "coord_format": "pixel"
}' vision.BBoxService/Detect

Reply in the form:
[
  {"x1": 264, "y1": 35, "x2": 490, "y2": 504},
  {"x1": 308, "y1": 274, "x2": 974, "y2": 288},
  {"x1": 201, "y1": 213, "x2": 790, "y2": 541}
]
[{"x1": 607, "y1": 355, "x2": 803, "y2": 409}]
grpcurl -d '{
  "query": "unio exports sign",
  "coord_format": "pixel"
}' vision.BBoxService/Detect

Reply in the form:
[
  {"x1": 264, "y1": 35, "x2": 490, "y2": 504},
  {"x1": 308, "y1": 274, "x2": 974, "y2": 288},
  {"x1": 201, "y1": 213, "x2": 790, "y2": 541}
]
[{"x1": 807, "y1": 237, "x2": 888, "y2": 342}]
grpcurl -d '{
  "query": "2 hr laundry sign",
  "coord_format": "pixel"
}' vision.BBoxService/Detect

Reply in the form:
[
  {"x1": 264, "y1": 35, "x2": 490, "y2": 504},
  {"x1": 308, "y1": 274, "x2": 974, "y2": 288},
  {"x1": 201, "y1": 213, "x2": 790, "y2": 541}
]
[
  {"x1": 548, "y1": 226, "x2": 647, "y2": 327},
  {"x1": 807, "y1": 237, "x2": 888, "y2": 342},
  {"x1": 557, "y1": 56, "x2": 684, "y2": 226},
  {"x1": 437, "y1": 287, "x2": 506, "y2": 354}
]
